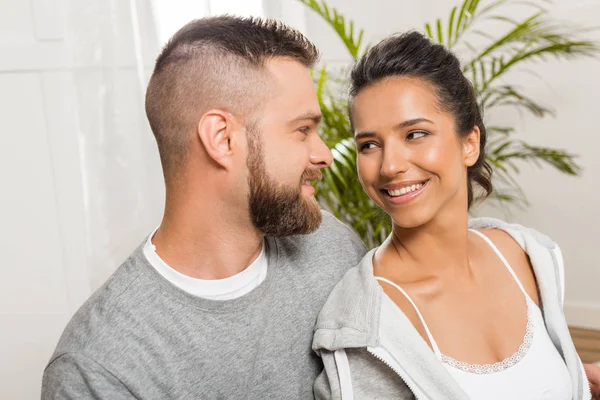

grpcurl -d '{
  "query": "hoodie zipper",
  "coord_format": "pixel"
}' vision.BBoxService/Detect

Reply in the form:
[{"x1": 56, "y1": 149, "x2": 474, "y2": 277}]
[{"x1": 367, "y1": 347, "x2": 425, "y2": 400}]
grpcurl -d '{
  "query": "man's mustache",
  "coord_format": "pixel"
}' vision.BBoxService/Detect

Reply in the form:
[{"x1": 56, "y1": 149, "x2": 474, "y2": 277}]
[{"x1": 301, "y1": 169, "x2": 322, "y2": 182}]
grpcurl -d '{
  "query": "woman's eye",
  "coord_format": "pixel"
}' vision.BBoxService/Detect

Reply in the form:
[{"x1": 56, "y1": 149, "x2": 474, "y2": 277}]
[
  {"x1": 358, "y1": 142, "x2": 377, "y2": 151},
  {"x1": 299, "y1": 127, "x2": 310, "y2": 135},
  {"x1": 407, "y1": 131, "x2": 428, "y2": 140}
]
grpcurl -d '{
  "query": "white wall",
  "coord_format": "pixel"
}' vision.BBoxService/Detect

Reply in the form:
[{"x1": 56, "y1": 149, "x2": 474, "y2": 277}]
[
  {"x1": 0, "y1": 0, "x2": 163, "y2": 398},
  {"x1": 0, "y1": 1, "x2": 88, "y2": 398},
  {"x1": 299, "y1": 0, "x2": 600, "y2": 328}
]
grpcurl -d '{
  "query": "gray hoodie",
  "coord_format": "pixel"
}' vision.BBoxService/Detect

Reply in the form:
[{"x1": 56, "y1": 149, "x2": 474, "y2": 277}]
[{"x1": 313, "y1": 218, "x2": 591, "y2": 400}]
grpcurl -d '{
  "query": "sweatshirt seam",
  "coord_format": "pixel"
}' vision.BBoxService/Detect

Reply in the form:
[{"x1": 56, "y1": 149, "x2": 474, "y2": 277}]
[
  {"x1": 78, "y1": 270, "x2": 146, "y2": 351},
  {"x1": 46, "y1": 352, "x2": 138, "y2": 398},
  {"x1": 316, "y1": 326, "x2": 370, "y2": 334}
]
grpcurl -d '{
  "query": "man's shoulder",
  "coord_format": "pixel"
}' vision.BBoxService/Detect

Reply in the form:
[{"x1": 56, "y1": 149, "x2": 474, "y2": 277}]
[
  {"x1": 50, "y1": 247, "x2": 157, "y2": 363},
  {"x1": 310, "y1": 210, "x2": 366, "y2": 249},
  {"x1": 273, "y1": 210, "x2": 368, "y2": 273}
]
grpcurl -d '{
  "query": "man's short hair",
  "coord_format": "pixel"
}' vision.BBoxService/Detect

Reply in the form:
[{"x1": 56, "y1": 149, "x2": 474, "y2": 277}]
[{"x1": 145, "y1": 15, "x2": 319, "y2": 182}]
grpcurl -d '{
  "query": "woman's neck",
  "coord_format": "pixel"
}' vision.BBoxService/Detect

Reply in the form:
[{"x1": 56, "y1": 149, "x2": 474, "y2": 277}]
[{"x1": 378, "y1": 208, "x2": 473, "y2": 281}]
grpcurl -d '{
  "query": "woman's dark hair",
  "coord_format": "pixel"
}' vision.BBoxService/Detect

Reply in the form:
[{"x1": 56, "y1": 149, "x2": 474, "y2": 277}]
[{"x1": 349, "y1": 31, "x2": 493, "y2": 208}]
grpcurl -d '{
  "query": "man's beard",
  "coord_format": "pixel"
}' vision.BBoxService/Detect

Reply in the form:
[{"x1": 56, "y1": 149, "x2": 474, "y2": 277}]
[{"x1": 246, "y1": 131, "x2": 322, "y2": 237}]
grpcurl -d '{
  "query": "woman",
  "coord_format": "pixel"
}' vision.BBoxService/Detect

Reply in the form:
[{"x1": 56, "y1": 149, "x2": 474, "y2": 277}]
[{"x1": 313, "y1": 31, "x2": 592, "y2": 399}]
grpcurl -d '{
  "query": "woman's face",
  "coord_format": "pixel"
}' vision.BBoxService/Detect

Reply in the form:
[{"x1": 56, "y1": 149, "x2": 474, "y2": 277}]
[{"x1": 351, "y1": 76, "x2": 480, "y2": 228}]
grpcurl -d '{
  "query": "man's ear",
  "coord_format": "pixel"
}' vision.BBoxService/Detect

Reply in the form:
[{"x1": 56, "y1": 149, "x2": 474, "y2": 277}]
[
  {"x1": 197, "y1": 110, "x2": 235, "y2": 169},
  {"x1": 463, "y1": 126, "x2": 481, "y2": 167}
]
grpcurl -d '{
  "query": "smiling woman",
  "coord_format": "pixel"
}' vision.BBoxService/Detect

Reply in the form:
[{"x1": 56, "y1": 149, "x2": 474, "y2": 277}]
[
  {"x1": 351, "y1": 75, "x2": 483, "y2": 227},
  {"x1": 313, "y1": 31, "x2": 593, "y2": 400}
]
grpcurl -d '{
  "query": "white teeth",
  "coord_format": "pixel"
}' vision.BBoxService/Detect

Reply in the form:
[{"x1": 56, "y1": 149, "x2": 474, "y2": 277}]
[{"x1": 386, "y1": 183, "x2": 424, "y2": 197}]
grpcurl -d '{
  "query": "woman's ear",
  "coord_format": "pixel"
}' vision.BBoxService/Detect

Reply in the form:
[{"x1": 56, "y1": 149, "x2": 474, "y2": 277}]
[{"x1": 463, "y1": 126, "x2": 481, "y2": 167}]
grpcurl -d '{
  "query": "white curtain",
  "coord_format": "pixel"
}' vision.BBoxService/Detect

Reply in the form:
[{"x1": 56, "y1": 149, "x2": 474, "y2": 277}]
[{"x1": 69, "y1": 0, "x2": 165, "y2": 289}]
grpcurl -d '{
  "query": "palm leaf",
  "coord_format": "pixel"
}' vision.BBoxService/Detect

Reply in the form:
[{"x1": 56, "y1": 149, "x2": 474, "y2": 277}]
[
  {"x1": 481, "y1": 85, "x2": 554, "y2": 117},
  {"x1": 490, "y1": 139, "x2": 581, "y2": 175},
  {"x1": 464, "y1": 12, "x2": 599, "y2": 89}
]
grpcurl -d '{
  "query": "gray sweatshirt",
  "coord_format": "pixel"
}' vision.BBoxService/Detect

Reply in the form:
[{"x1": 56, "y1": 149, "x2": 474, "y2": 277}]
[
  {"x1": 313, "y1": 217, "x2": 591, "y2": 400},
  {"x1": 42, "y1": 211, "x2": 367, "y2": 399}
]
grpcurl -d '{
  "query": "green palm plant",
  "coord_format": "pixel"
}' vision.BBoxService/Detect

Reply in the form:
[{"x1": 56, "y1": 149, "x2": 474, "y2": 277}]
[{"x1": 299, "y1": 0, "x2": 599, "y2": 248}]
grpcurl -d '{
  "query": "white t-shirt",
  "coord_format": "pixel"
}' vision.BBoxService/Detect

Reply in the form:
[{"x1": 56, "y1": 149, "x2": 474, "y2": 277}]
[{"x1": 143, "y1": 230, "x2": 267, "y2": 300}]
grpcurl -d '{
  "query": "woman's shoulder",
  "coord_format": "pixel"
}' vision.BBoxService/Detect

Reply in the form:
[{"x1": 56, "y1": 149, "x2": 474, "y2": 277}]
[
  {"x1": 324, "y1": 249, "x2": 379, "y2": 303},
  {"x1": 314, "y1": 249, "x2": 380, "y2": 330},
  {"x1": 470, "y1": 217, "x2": 566, "y2": 305},
  {"x1": 469, "y1": 217, "x2": 558, "y2": 249},
  {"x1": 476, "y1": 227, "x2": 529, "y2": 260},
  {"x1": 473, "y1": 226, "x2": 540, "y2": 304}
]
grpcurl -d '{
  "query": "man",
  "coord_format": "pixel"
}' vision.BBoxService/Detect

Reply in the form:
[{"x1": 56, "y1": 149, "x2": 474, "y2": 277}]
[{"x1": 42, "y1": 16, "x2": 365, "y2": 399}]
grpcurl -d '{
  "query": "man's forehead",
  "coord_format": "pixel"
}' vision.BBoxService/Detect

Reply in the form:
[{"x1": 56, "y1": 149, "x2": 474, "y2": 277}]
[
  {"x1": 259, "y1": 58, "x2": 320, "y2": 123},
  {"x1": 263, "y1": 57, "x2": 313, "y2": 87}
]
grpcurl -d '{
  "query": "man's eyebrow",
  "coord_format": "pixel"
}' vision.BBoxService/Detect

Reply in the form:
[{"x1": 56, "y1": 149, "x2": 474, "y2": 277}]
[{"x1": 288, "y1": 112, "x2": 322, "y2": 126}]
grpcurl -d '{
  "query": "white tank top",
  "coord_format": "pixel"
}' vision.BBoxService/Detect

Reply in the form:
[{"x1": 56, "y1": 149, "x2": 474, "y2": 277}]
[{"x1": 376, "y1": 229, "x2": 573, "y2": 399}]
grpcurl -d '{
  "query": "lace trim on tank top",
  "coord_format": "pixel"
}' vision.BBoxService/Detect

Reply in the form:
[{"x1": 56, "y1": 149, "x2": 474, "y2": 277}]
[{"x1": 440, "y1": 297, "x2": 535, "y2": 374}]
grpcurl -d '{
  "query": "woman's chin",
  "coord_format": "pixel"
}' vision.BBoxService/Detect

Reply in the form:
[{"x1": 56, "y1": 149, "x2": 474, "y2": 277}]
[{"x1": 389, "y1": 210, "x2": 432, "y2": 230}]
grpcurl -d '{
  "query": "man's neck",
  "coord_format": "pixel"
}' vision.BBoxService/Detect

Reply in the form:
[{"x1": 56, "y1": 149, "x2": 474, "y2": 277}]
[{"x1": 152, "y1": 199, "x2": 265, "y2": 280}]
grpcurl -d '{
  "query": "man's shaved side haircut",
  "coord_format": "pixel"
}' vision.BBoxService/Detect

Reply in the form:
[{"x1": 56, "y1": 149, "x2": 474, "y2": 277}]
[{"x1": 145, "y1": 15, "x2": 319, "y2": 183}]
